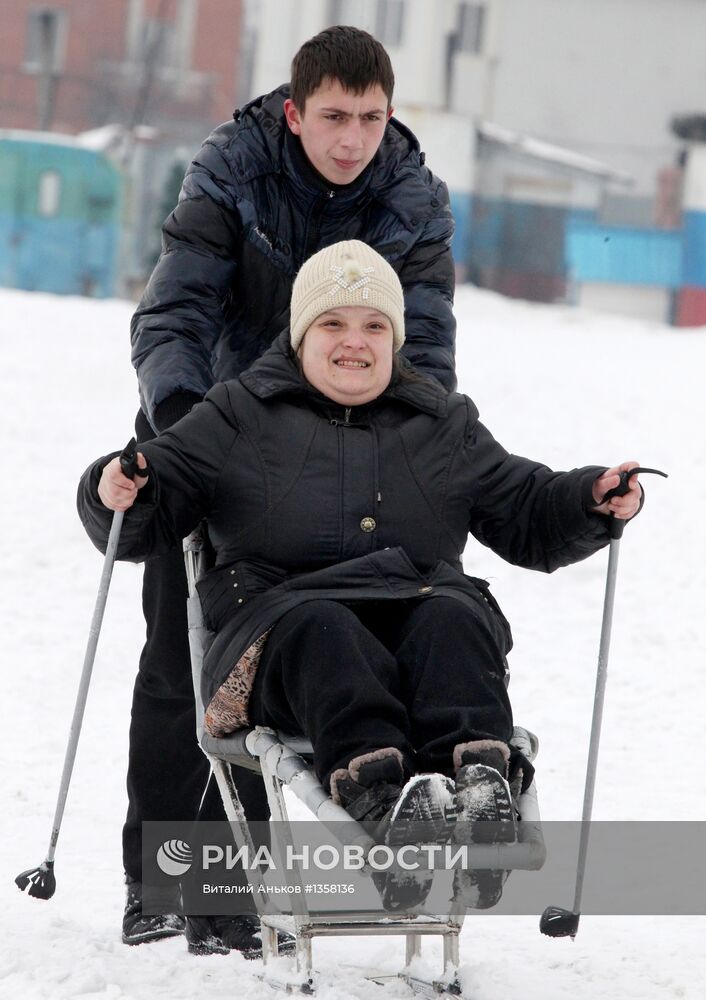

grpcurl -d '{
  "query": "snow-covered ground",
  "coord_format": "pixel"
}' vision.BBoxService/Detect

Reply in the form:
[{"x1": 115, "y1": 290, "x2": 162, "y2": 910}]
[{"x1": 1, "y1": 285, "x2": 704, "y2": 999}]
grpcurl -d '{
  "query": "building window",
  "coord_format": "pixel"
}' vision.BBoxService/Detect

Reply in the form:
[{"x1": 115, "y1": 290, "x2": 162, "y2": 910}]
[
  {"x1": 173, "y1": 0, "x2": 196, "y2": 72},
  {"x1": 37, "y1": 171, "x2": 62, "y2": 217},
  {"x1": 376, "y1": 0, "x2": 405, "y2": 47},
  {"x1": 457, "y1": 2, "x2": 485, "y2": 55},
  {"x1": 139, "y1": 18, "x2": 176, "y2": 68},
  {"x1": 24, "y1": 8, "x2": 68, "y2": 74},
  {"x1": 328, "y1": 0, "x2": 352, "y2": 24}
]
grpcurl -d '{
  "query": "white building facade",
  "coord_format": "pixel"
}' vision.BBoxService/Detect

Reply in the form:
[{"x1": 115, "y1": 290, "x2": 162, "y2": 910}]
[
  {"x1": 244, "y1": 0, "x2": 706, "y2": 323},
  {"x1": 248, "y1": 0, "x2": 706, "y2": 192}
]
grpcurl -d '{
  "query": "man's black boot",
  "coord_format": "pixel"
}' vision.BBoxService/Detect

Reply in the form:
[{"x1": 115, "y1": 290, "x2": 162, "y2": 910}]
[
  {"x1": 185, "y1": 914, "x2": 296, "y2": 958},
  {"x1": 122, "y1": 876, "x2": 185, "y2": 945}
]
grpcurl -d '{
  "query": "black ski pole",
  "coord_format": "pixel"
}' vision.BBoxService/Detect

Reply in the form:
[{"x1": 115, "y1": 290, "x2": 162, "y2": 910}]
[
  {"x1": 540, "y1": 466, "x2": 667, "y2": 939},
  {"x1": 16, "y1": 439, "x2": 148, "y2": 899}
]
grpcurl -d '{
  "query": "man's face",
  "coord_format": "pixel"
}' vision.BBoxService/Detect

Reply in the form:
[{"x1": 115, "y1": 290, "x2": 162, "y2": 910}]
[{"x1": 284, "y1": 78, "x2": 393, "y2": 186}]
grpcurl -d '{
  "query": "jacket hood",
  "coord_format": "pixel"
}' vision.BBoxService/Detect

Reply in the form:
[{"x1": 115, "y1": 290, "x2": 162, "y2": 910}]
[
  {"x1": 228, "y1": 85, "x2": 441, "y2": 230},
  {"x1": 239, "y1": 329, "x2": 449, "y2": 418}
]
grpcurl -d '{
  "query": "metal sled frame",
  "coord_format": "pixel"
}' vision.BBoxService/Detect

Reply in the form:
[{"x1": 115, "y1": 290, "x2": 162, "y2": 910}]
[{"x1": 184, "y1": 527, "x2": 545, "y2": 996}]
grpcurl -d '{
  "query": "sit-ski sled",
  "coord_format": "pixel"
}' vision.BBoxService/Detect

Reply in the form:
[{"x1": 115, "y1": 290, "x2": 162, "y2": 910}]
[
  {"x1": 184, "y1": 525, "x2": 546, "y2": 997},
  {"x1": 12, "y1": 441, "x2": 664, "y2": 990}
]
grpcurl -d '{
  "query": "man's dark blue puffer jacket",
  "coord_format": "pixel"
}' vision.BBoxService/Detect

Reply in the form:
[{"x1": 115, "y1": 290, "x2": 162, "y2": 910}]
[{"x1": 130, "y1": 85, "x2": 457, "y2": 431}]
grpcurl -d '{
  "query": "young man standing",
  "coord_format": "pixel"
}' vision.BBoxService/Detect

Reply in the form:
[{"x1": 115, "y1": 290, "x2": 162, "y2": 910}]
[{"x1": 125, "y1": 24, "x2": 456, "y2": 955}]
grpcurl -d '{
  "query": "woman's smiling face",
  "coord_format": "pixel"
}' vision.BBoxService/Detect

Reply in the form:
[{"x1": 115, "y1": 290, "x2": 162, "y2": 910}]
[{"x1": 298, "y1": 305, "x2": 394, "y2": 406}]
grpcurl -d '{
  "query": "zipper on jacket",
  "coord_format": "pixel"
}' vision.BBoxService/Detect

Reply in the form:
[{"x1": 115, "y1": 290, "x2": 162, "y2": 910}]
[
  {"x1": 372, "y1": 424, "x2": 382, "y2": 506},
  {"x1": 331, "y1": 408, "x2": 382, "y2": 555},
  {"x1": 330, "y1": 408, "x2": 352, "y2": 426},
  {"x1": 337, "y1": 420, "x2": 345, "y2": 562},
  {"x1": 303, "y1": 190, "x2": 335, "y2": 260}
]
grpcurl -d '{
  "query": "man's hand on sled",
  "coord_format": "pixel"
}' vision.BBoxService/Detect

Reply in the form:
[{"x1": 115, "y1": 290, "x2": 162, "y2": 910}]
[
  {"x1": 98, "y1": 453, "x2": 150, "y2": 511},
  {"x1": 590, "y1": 462, "x2": 642, "y2": 520}
]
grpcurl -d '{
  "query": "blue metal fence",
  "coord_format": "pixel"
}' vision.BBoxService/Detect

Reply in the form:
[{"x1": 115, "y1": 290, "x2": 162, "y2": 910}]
[{"x1": 566, "y1": 215, "x2": 683, "y2": 288}]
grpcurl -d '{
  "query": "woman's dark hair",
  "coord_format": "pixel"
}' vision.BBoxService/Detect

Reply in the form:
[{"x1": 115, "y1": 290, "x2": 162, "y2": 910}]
[
  {"x1": 391, "y1": 353, "x2": 426, "y2": 385},
  {"x1": 290, "y1": 25, "x2": 394, "y2": 110}
]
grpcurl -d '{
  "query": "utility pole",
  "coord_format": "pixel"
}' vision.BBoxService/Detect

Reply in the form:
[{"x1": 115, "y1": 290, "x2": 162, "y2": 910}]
[
  {"x1": 37, "y1": 9, "x2": 59, "y2": 131},
  {"x1": 129, "y1": 0, "x2": 172, "y2": 129}
]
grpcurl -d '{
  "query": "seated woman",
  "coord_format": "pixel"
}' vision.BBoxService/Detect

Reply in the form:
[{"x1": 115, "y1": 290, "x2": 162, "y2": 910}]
[{"x1": 78, "y1": 240, "x2": 642, "y2": 911}]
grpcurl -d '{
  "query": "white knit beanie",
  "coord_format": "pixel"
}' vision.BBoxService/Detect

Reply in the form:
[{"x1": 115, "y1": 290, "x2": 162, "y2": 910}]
[{"x1": 289, "y1": 240, "x2": 405, "y2": 353}]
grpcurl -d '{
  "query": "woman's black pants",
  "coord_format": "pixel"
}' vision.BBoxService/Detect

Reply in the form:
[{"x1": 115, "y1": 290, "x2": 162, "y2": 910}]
[{"x1": 248, "y1": 596, "x2": 513, "y2": 788}]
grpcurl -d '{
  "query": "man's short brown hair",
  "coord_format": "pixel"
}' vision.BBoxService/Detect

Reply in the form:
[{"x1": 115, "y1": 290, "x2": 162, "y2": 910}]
[{"x1": 290, "y1": 25, "x2": 394, "y2": 110}]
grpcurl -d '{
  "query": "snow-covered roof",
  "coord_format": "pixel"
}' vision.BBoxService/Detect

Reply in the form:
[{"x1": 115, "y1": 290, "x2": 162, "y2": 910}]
[
  {"x1": 477, "y1": 120, "x2": 633, "y2": 185},
  {"x1": 0, "y1": 127, "x2": 88, "y2": 148},
  {"x1": 0, "y1": 124, "x2": 160, "y2": 152},
  {"x1": 78, "y1": 124, "x2": 160, "y2": 151}
]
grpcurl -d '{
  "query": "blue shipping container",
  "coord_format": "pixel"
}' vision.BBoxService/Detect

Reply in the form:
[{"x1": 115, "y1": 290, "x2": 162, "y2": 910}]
[{"x1": 0, "y1": 132, "x2": 123, "y2": 297}]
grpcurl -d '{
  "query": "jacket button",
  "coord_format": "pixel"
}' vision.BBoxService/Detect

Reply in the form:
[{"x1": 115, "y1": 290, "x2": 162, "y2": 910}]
[
  {"x1": 418, "y1": 585, "x2": 433, "y2": 594},
  {"x1": 360, "y1": 517, "x2": 376, "y2": 532}
]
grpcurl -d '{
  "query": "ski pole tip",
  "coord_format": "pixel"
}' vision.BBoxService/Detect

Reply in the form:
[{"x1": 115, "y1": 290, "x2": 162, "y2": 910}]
[
  {"x1": 15, "y1": 860, "x2": 56, "y2": 900},
  {"x1": 539, "y1": 905, "x2": 580, "y2": 939}
]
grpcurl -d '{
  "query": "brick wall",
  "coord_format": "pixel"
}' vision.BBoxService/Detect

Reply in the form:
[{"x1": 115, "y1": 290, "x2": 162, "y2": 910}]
[{"x1": 0, "y1": 0, "x2": 242, "y2": 134}]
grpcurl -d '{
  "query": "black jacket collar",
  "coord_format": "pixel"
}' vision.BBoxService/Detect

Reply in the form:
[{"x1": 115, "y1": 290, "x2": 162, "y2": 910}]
[
  {"x1": 230, "y1": 85, "x2": 438, "y2": 231},
  {"x1": 283, "y1": 126, "x2": 374, "y2": 200}
]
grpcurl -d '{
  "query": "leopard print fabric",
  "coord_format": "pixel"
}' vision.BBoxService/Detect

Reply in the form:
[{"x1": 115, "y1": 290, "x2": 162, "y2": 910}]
[{"x1": 203, "y1": 629, "x2": 272, "y2": 737}]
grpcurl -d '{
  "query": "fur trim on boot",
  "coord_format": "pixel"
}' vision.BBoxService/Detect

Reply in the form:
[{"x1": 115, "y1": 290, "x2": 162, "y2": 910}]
[
  {"x1": 329, "y1": 747, "x2": 408, "y2": 825},
  {"x1": 452, "y1": 739, "x2": 511, "y2": 777}
]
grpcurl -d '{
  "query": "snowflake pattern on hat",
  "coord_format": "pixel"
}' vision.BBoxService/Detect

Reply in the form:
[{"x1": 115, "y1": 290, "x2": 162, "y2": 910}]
[
  {"x1": 289, "y1": 240, "x2": 405, "y2": 352},
  {"x1": 329, "y1": 261, "x2": 375, "y2": 300}
]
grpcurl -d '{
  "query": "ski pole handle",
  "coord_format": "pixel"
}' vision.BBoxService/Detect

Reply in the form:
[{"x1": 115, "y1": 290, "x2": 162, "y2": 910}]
[
  {"x1": 119, "y1": 437, "x2": 149, "y2": 481},
  {"x1": 599, "y1": 466, "x2": 668, "y2": 540}
]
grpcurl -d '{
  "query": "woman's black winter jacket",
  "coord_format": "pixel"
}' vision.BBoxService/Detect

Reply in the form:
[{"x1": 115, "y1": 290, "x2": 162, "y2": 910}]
[
  {"x1": 78, "y1": 334, "x2": 612, "y2": 714},
  {"x1": 130, "y1": 85, "x2": 457, "y2": 432}
]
